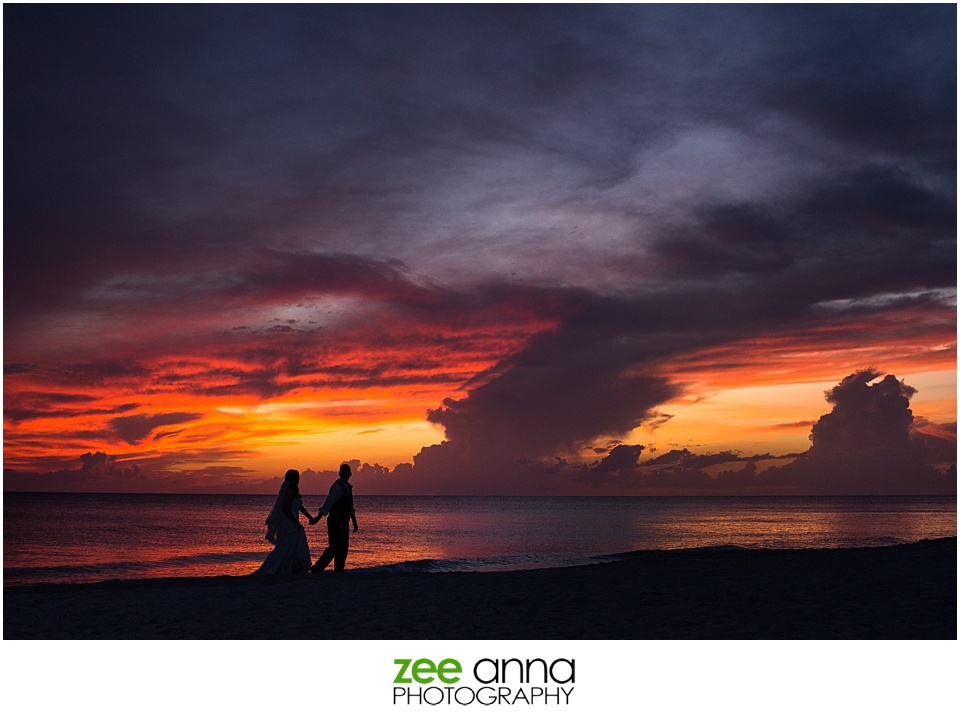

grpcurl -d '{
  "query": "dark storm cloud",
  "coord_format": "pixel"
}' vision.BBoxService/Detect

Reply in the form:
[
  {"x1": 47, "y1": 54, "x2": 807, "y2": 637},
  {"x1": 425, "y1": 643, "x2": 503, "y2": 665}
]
[
  {"x1": 59, "y1": 362, "x2": 154, "y2": 387},
  {"x1": 3, "y1": 392, "x2": 139, "y2": 424},
  {"x1": 801, "y1": 167, "x2": 955, "y2": 239},
  {"x1": 650, "y1": 165, "x2": 955, "y2": 293},
  {"x1": 80, "y1": 451, "x2": 113, "y2": 473},
  {"x1": 6, "y1": 5, "x2": 954, "y2": 315},
  {"x1": 148, "y1": 360, "x2": 305, "y2": 400},
  {"x1": 237, "y1": 252, "x2": 422, "y2": 304},
  {"x1": 808, "y1": 370, "x2": 917, "y2": 459},
  {"x1": 411, "y1": 280, "x2": 786, "y2": 477},
  {"x1": 651, "y1": 203, "x2": 796, "y2": 276},
  {"x1": 4, "y1": 5, "x2": 955, "y2": 493},
  {"x1": 761, "y1": 371, "x2": 953, "y2": 494},
  {"x1": 6, "y1": 402, "x2": 141, "y2": 424},
  {"x1": 410, "y1": 289, "x2": 748, "y2": 484},
  {"x1": 643, "y1": 449, "x2": 749, "y2": 470},
  {"x1": 426, "y1": 367, "x2": 677, "y2": 463},
  {"x1": 3, "y1": 391, "x2": 98, "y2": 422},
  {"x1": 3, "y1": 364, "x2": 39, "y2": 375},
  {"x1": 6, "y1": 371, "x2": 950, "y2": 495},
  {"x1": 110, "y1": 412, "x2": 204, "y2": 445},
  {"x1": 766, "y1": 421, "x2": 816, "y2": 431},
  {"x1": 912, "y1": 420, "x2": 959, "y2": 468},
  {"x1": 424, "y1": 371, "x2": 951, "y2": 496},
  {"x1": 594, "y1": 444, "x2": 644, "y2": 473},
  {"x1": 405, "y1": 271, "x2": 953, "y2": 490},
  {"x1": 754, "y1": 5, "x2": 956, "y2": 168}
]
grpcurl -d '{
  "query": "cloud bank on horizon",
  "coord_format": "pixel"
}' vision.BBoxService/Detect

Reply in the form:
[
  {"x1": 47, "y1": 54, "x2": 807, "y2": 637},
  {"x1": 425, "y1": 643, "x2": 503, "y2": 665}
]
[{"x1": 3, "y1": 5, "x2": 956, "y2": 494}]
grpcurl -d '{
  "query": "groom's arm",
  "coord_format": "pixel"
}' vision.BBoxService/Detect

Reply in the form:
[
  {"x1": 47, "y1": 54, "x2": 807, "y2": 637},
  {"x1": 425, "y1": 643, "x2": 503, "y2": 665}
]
[{"x1": 317, "y1": 483, "x2": 343, "y2": 517}]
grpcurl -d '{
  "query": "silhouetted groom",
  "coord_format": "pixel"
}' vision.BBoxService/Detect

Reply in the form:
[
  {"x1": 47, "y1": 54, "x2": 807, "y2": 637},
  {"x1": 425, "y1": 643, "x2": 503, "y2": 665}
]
[{"x1": 309, "y1": 463, "x2": 359, "y2": 573}]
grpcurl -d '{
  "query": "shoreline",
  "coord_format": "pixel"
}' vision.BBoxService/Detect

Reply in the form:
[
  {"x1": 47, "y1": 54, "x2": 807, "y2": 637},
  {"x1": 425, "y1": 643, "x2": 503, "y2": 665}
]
[{"x1": 4, "y1": 538, "x2": 955, "y2": 639}]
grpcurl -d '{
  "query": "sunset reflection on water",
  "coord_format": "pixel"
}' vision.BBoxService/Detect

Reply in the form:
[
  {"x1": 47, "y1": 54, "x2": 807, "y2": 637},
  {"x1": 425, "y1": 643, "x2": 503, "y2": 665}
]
[{"x1": 4, "y1": 493, "x2": 956, "y2": 585}]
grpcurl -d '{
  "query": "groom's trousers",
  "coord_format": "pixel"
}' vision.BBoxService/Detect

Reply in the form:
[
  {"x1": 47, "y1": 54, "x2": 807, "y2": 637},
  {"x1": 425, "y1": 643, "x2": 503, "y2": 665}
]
[{"x1": 312, "y1": 519, "x2": 349, "y2": 573}]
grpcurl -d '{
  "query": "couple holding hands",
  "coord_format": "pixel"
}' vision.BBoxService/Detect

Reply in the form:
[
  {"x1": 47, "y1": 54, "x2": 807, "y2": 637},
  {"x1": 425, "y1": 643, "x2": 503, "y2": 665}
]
[{"x1": 255, "y1": 463, "x2": 358, "y2": 575}]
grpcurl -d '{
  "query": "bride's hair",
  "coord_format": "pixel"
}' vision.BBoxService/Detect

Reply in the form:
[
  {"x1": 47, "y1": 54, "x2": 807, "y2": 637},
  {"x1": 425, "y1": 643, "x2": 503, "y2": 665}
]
[{"x1": 284, "y1": 469, "x2": 300, "y2": 484}]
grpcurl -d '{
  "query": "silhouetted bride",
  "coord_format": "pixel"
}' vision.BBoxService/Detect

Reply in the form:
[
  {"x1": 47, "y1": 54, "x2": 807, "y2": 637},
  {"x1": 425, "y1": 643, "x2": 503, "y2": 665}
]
[{"x1": 255, "y1": 469, "x2": 313, "y2": 574}]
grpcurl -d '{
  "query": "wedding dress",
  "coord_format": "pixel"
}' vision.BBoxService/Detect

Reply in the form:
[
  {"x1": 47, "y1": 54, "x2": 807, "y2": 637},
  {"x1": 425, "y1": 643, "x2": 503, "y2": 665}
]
[{"x1": 255, "y1": 481, "x2": 312, "y2": 574}]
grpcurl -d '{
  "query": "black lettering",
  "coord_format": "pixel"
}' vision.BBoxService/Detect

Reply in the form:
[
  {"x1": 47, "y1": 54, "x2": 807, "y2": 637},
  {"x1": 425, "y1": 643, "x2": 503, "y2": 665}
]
[
  {"x1": 501, "y1": 658, "x2": 524, "y2": 683},
  {"x1": 550, "y1": 658, "x2": 575, "y2": 684},
  {"x1": 473, "y1": 658, "x2": 498, "y2": 684},
  {"x1": 525, "y1": 658, "x2": 549, "y2": 684}
]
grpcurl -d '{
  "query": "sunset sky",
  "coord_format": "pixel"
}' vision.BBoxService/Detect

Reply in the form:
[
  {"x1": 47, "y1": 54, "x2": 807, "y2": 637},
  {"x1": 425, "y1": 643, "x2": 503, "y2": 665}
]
[{"x1": 3, "y1": 4, "x2": 956, "y2": 495}]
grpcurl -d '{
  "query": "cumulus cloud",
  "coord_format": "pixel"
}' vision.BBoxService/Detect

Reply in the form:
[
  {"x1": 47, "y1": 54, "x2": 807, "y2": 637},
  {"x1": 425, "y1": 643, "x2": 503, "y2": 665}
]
[
  {"x1": 6, "y1": 370, "x2": 953, "y2": 495},
  {"x1": 80, "y1": 451, "x2": 113, "y2": 473},
  {"x1": 808, "y1": 370, "x2": 917, "y2": 459},
  {"x1": 425, "y1": 367, "x2": 677, "y2": 464},
  {"x1": 405, "y1": 292, "x2": 696, "y2": 489},
  {"x1": 769, "y1": 370, "x2": 951, "y2": 494},
  {"x1": 594, "y1": 444, "x2": 644, "y2": 473},
  {"x1": 402, "y1": 370, "x2": 954, "y2": 495}
]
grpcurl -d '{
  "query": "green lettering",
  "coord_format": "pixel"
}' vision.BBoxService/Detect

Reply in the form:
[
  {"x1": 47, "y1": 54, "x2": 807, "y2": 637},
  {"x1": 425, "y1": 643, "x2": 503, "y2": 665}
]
[
  {"x1": 437, "y1": 658, "x2": 462, "y2": 684},
  {"x1": 411, "y1": 658, "x2": 437, "y2": 684},
  {"x1": 393, "y1": 659, "x2": 413, "y2": 684}
]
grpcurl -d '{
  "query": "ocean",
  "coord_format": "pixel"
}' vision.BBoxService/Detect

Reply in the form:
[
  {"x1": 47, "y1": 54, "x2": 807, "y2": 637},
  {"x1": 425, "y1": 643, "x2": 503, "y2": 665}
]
[{"x1": 3, "y1": 493, "x2": 956, "y2": 586}]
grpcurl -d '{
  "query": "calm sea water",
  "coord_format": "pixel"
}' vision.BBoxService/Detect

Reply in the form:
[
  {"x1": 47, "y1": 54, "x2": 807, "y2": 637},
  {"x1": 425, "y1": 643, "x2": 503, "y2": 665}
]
[{"x1": 3, "y1": 493, "x2": 956, "y2": 586}]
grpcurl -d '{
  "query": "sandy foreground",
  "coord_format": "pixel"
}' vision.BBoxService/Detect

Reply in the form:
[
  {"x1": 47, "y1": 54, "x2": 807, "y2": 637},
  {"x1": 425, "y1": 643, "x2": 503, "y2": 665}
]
[{"x1": 4, "y1": 538, "x2": 955, "y2": 639}]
